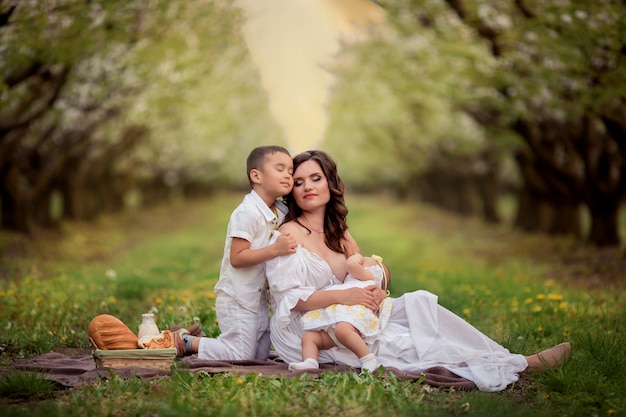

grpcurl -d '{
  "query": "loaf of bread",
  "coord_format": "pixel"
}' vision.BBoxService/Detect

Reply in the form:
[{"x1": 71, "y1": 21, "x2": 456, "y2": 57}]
[{"x1": 88, "y1": 314, "x2": 139, "y2": 350}]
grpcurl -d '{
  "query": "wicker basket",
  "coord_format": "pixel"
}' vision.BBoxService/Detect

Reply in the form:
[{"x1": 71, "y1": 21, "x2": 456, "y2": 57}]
[{"x1": 92, "y1": 346, "x2": 177, "y2": 371}]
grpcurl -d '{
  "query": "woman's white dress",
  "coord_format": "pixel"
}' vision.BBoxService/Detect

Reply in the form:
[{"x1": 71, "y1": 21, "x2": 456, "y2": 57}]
[
  {"x1": 300, "y1": 265, "x2": 393, "y2": 347},
  {"x1": 265, "y1": 245, "x2": 528, "y2": 392}
]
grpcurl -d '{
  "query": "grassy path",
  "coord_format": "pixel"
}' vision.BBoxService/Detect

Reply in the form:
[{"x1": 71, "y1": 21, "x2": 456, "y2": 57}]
[{"x1": 0, "y1": 192, "x2": 624, "y2": 417}]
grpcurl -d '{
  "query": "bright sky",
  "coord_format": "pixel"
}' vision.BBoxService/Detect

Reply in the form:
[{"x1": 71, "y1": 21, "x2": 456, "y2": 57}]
[{"x1": 234, "y1": 0, "x2": 384, "y2": 153}]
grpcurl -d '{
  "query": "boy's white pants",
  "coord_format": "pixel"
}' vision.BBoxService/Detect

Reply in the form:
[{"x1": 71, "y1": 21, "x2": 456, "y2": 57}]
[{"x1": 197, "y1": 292, "x2": 270, "y2": 361}]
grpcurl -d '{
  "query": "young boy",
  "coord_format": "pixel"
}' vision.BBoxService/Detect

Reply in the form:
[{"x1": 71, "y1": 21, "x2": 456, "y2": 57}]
[{"x1": 176, "y1": 145, "x2": 297, "y2": 360}]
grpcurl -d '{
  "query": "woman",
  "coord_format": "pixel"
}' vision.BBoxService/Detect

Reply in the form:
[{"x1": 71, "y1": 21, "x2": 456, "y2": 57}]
[{"x1": 266, "y1": 150, "x2": 571, "y2": 392}]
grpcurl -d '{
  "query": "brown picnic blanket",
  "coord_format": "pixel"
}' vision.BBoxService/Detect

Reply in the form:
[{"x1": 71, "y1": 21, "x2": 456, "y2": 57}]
[{"x1": 1, "y1": 348, "x2": 477, "y2": 390}]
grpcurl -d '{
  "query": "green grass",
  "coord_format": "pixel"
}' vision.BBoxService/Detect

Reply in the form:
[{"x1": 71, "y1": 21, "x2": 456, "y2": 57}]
[
  {"x1": 1, "y1": 192, "x2": 625, "y2": 416},
  {"x1": 0, "y1": 371, "x2": 58, "y2": 400}
]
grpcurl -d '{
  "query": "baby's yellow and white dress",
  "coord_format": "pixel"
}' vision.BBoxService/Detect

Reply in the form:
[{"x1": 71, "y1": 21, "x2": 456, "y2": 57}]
[{"x1": 300, "y1": 265, "x2": 393, "y2": 347}]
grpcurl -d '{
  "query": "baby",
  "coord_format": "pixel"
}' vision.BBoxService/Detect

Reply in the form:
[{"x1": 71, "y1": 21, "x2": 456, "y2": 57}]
[{"x1": 290, "y1": 253, "x2": 391, "y2": 373}]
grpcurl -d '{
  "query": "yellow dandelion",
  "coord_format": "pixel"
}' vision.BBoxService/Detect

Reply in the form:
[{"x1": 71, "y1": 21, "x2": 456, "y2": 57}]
[
  {"x1": 167, "y1": 306, "x2": 174, "y2": 312},
  {"x1": 558, "y1": 302, "x2": 568, "y2": 310},
  {"x1": 524, "y1": 298, "x2": 533, "y2": 305},
  {"x1": 155, "y1": 297, "x2": 163, "y2": 305},
  {"x1": 532, "y1": 305, "x2": 542, "y2": 313},
  {"x1": 511, "y1": 299, "x2": 520, "y2": 307},
  {"x1": 537, "y1": 326, "x2": 543, "y2": 333},
  {"x1": 207, "y1": 292, "x2": 216, "y2": 300},
  {"x1": 463, "y1": 308, "x2": 471, "y2": 315},
  {"x1": 237, "y1": 378, "x2": 244, "y2": 385},
  {"x1": 536, "y1": 294, "x2": 545, "y2": 301},
  {"x1": 548, "y1": 293, "x2": 563, "y2": 302},
  {"x1": 107, "y1": 296, "x2": 117, "y2": 304}
]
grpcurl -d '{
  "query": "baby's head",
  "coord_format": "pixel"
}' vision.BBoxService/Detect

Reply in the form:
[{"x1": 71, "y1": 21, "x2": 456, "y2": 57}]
[
  {"x1": 346, "y1": 253, "x2": 392, "y2": 291},
  {"x1": 358, "y1": 255, "x2": 391, "y2": 291},
  {"x1": 370, "y1": 255, "x2": 391, "y2": 292}
]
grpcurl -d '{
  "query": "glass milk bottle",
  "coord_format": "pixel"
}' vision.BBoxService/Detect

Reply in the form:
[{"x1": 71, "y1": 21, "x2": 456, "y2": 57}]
[{"x1": 137, "y1": 313, "x2": 160, "y2": 339}]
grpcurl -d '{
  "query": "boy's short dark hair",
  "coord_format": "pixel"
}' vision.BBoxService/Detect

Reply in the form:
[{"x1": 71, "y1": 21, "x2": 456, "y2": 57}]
[{"x1": 246, "y1": 146, "x2": 290, "y2": 187}]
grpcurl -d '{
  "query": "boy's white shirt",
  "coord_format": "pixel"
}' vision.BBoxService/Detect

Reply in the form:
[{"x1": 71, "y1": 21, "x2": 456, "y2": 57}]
[{"x1": 213, "y1": 189, "x2": 288, "y2": 312}]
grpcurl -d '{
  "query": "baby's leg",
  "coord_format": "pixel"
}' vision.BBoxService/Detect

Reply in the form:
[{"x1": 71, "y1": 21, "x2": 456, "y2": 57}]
[
  {"x1": 302, "y1": 330, "x2": 336, "y2": 359},
  {"x1": 289, "y1": 331, "x2": 335, "y2": 371},
  {"x1": 334, "y1": 322, "x2": 379, "y2": 372},
  {"x1": 334, "y1": 322, "x2": 370, "y2": 358}
]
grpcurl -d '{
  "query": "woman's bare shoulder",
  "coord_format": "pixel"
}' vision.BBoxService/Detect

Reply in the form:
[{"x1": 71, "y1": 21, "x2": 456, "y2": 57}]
[{"x1": 278, "y1": 221, "x2": 301, "y2": 235}]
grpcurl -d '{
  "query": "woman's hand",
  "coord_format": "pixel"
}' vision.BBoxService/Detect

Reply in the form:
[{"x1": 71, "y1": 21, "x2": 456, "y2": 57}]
[
  {"x1": 338, "y1": 286, "x2": 379, "y2": 312},
  {"x1": 372, "y1": 286, "x2": 388, "y2": 302}
]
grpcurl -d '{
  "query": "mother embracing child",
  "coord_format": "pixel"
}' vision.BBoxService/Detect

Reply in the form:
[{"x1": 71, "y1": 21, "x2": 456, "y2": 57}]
[{"x1": 265, "y1": 150, "x2": 571, "y2": 392}]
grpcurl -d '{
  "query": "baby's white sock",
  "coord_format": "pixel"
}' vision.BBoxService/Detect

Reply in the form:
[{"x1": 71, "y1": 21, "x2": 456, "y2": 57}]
[
  {"x1": 359, "y1": 353, "x2": 379, "y2": 373},
  {"x1": 288, "y1": 358, "x2": 319, "y2": 371}
]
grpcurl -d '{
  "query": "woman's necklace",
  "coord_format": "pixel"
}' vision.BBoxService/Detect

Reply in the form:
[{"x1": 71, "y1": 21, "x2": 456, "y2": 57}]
[{"x1": 299, "y1": 216, "x2": 324, "y2": 233}]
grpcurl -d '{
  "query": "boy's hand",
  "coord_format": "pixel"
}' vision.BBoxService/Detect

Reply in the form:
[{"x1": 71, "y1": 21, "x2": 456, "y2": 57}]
[{"x1": 274, "y1": 232, "x2": 297, "y2": 255}]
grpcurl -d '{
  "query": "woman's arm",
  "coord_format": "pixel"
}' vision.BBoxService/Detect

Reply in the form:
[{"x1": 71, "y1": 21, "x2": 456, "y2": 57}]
[
  {"x1": 293, "y1": 285, "x2": 380, "y2": 312},
  {"x1": 342, "y1": 230, "x2": 360, "y2": 257}
]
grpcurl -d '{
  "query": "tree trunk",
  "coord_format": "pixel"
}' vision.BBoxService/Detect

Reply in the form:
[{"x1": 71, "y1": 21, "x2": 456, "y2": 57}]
[
  {"x1": 514, "y1": 187, "x2": 551, "y2": 232},
  {"x1": 513, "y1": 137, "x2": 582, "y2": 237},
  {"x1": 61, "y1": 176, "x2": 99, "y2": 221},
  {"x1": 587, "y1": 199, "x2": 621, "y2": 246},
  {"x1": 548, "y1": 204, "x2": 582, "y2": 237},
  {"x1": 32, "y1": 189, "x2": 58, "y2": 229},
  {"x1": 454, "y1": 173, "x2": 475, "y2": 216},
  {"x1": 418, "y1": 156, "x2": 476, "y2": 216},
  {"x1": 0, "y1": 193, "x2": 30, "y2": 232},
  {"x1": 0, "y1": 164, "x2": 32, "y2": 232},
  {"x1": 475, "y1": 169, "x2": 500, "y2": 223}
]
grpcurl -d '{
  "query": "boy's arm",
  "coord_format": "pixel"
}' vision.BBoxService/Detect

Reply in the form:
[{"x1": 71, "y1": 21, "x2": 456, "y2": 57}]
[{"x1": 230, "y1": 233, "x2": 296, "y2": 268}]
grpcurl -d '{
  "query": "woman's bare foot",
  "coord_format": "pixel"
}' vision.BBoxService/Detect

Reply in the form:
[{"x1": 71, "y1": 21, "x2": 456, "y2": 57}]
[{"x1": 525, "y1": 342, "x2": 571, "y2": 373}]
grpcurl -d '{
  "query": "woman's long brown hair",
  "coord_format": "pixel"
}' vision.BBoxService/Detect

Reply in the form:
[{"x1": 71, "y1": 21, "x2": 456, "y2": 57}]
[{"x1": 283, "y1": 150, "x2": 349, "y2": 253}]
